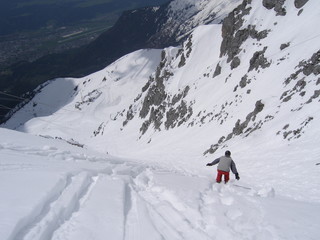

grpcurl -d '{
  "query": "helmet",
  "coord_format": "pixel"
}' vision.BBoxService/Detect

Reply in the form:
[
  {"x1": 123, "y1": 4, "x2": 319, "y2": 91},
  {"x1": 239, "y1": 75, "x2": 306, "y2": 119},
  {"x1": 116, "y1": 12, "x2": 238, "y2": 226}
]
[{"x1": 225, "y1": 150, "x2": 231, "y2": 157}]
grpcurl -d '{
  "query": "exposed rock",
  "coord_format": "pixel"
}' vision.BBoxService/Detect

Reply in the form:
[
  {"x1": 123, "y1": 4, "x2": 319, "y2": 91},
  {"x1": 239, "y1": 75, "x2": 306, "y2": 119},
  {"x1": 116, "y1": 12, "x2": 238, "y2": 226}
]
[
  {"x1": 140, "y1": 120, "x2": 151, "y2": 135},
  {"x1": 220, "y1": 0, "x2": 252, "y2": 62},
  {"x1": 204, "y1": 100, "x2": 264, "y2": 155},
  {"x1": 294, "y1": 0, "x2": 309, "y2": 8},
  {"x1": 171, "y1": 86, "x2": 190, "y2": 106},
  {"x1": 221, "y1": 6, "x2": 269, "y2": 63},
  {"x1": 262, "y1": 0, "x2": 287, "y2": 16},
  {"x1": 227, "y1": 100, "x2": 264, "y2": 139},
  {"x1": 285, "y1": 50, "x2": 320, "y2": 85},
  {"x1": 140, "y1": 77, "x2": 167, "y2": 119},
  {"x1": 165, "y1": 100, "x2": 193, "y2": 129},
  {"x1": 303, "y1": 51, "x2": 320, "y2": 76},
  {"x1": 139, "y1": 51, "x2": 169, "y2": 120},
  {"x1": 142, "y1": 78, "x2": 152, "y2": 92},
  {"x1": 239, "y1": 74, "x2": 249, "y2": 88},
  {"x1": 203, "y1": 144, "x2": 219, "y2": 155},
  {"x1": 282, "y1": 94, "x2": 292, "y2": 102},
  {"x1": 280, "y1": 42, "x2": 290, "y2": 50},
  {"x1": 306, "y1": 90, "x2": 320, "y2": 104},
  {"x1": 213, "y1": 63, "x2": 222, "y2": 78},
  {"x1": 93, "y1": 123, "x2": 105, "y2": 136},
  {"x1": 177, "y1": 35, "x2": 193, "y2": 68},
  {"x1": 281, "y1": 117, "x2": 313, "y2": 140},
  {"x1": 294, "y1": 79, "x2": 307, "y2": 91},
  {"x1": 262, "y1": 0, "x2": 277, "y2": 9},
  {"x1": 185, "y1": 35, "x2": 193, "y2": 58},
  {"x1": 249, "y1": 27, "x2": 269, "y2": 40},
  {"x1": 231, "y1": 56, "x2": 241, "y2": 69},
  {"x1": 123, "y1": 105, "x2": 134, "y2": 126},
  {"x1": 178, "y1": 53, "x2": 187, "y2": 68},
  {"x1": 248, "y1": 47, "x2": 271, "y2": 72}
]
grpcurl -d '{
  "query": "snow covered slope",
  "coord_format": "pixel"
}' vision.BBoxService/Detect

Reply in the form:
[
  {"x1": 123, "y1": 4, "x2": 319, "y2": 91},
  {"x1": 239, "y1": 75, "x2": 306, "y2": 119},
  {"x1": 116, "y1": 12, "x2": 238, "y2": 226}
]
[
  {"x1": 1, "y1": 0, "x2": 320, "y2": 239},
  {"x1": 1, "y1": 127, "x2": 320, "y2": 240}
]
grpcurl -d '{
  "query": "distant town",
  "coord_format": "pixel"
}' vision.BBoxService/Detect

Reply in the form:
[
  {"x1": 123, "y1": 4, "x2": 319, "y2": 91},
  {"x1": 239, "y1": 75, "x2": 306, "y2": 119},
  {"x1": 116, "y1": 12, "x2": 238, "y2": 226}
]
[{"x1": 0, "y1": 24, "x2": 110, "y2": 69}]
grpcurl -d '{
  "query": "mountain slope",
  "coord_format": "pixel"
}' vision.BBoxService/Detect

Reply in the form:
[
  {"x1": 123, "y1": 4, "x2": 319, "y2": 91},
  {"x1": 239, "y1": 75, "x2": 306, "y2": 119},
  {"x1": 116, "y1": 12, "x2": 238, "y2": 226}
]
[
  {"x1": 1, "y1": 127, "x2": 319, "y2": 240},
  {"x1": 1, "y1": 0, "x2": 320, "y2": 239},
  {"x1": 0, "y1": 0, "x2": 241, "y2": 121},
  {"x1": 3, "y1": 0, "x2": 320, "y2": 200}
]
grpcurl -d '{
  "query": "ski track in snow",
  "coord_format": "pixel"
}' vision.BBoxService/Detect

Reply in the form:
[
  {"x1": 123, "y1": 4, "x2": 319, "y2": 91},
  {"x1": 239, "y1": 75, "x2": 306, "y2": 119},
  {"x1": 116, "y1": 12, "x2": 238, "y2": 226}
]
[
  {"x1": 0, "y1": 144, "x2": 280, "y2": 240},
  {"x1": 1, "y1": 140, "x2": 320, "y2": 240},
  {"x1": 2, "y1": 134, "x2": 319, "y2": 240}
]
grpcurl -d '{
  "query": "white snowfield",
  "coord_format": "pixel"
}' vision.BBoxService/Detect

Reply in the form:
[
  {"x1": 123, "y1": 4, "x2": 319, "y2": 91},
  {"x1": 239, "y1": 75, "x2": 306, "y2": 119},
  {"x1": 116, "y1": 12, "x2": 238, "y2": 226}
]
[
  {"x1": 1, "y1": 0, "x2": 320, "y2": 239},
  {"x1": 1, "y1": 128, "x2": 319, "y2": 240}
]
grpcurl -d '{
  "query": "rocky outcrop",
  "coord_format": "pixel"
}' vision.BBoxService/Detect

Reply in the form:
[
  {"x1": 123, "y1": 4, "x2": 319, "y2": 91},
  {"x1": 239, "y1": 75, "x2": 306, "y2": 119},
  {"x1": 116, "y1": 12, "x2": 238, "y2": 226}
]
[
  {"x1": 294, "y1": 0, "x2": 309, "y2": 8},
  {"x1": 204, "y1": 100, "x2": 265, "y2": 155},
  {"x1": 220, "y1": 0, "x2": 269, "y2": 68},
  {"x1": 284, "y1": 50, "x2": 320, "y2": 86},
  {"x1": 220, "y1": 0, "x2": 252, "y2": 62},
  {"x1": 248, "y1": 47, "x2": 271, "y2": 72},
  {"x1": 262, "y1": 0, "x2": 287, "y2": 16},
  {"x1": 213, "y1": 63, "x2": 222, "y2": 78}
]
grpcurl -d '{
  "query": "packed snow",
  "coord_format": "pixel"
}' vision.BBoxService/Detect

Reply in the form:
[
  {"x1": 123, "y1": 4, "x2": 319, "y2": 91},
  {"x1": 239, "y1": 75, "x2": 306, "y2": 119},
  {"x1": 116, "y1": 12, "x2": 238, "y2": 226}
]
[
  {"x1": 1, "y1": 0, "x2": 320, "y2": 239},
  {"x1": 1, "y1": 128, "x2": 320, "y2": 240}
]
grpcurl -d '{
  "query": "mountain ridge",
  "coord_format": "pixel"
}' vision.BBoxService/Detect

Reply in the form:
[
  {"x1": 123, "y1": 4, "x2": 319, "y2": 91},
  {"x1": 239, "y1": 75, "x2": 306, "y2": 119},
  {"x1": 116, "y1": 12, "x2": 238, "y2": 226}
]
[
  {"x1": 2, "y1": 0, "x2": 320, "y2": 182},
  {"x1": 0, "y1": 0, "x2": 241, "y2": 120}
]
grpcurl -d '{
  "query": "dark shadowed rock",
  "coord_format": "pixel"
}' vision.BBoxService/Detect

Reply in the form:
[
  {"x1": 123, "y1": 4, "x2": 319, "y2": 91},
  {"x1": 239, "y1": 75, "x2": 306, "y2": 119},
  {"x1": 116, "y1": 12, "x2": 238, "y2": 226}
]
[
  {"x1": 294, "y1": 0, "x2": 309, "y2": 8},
  {"x1": 220, "y1": 0, "x2": 252, "y2": 61},
  {"x1": 262, "y1": 0, "x2": 287, "y2": 16},
  {"x1": 280, "y1": 42, "x2": 290, "y2": 50},
  {"x1": 248, "y1": 47, "x2": 271, "y2": 72},
  {"x1": 213, "y1": 63, "x2": 222, "y2": 78},
  {"x1": 231, "y1": 57, "x2": 241, "y2": 69}
]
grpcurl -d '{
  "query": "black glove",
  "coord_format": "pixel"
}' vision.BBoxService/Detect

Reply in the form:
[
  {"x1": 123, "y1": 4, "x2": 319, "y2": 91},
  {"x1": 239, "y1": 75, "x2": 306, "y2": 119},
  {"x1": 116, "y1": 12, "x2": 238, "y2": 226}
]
[
  {"x1": 206, "y1": 163, "x2": 213, "y2": 166},
  {"x1": 235, "y1": 173, "x2": 240, "y2": 180}
]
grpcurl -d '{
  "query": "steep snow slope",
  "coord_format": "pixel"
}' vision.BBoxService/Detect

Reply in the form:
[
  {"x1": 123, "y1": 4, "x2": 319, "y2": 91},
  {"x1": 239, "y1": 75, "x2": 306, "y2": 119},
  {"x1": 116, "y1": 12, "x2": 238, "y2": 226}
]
[
  {"x1": 1, "y1": 128, "x2": 320, "y2": 240},
  {"x1": 3, "y1": 0, "x2": 319, "y2": 201},
  {"x1": 1, "y1": 0, "x2": 320, "y2": 239}
]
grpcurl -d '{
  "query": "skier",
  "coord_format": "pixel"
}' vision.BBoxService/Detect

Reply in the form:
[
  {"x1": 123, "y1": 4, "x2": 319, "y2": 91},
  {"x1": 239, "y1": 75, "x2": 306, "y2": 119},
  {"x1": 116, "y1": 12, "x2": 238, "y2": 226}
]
[{"x1": 206, "y1": 150, "x2": 240, "y2": 183}]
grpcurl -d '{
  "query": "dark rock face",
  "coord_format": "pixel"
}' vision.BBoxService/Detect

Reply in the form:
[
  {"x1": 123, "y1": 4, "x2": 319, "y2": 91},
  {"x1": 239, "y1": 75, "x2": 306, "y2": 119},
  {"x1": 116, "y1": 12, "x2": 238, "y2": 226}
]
[
  {"x1": 203, "y1": 100, "x2": 265, "y2": 155},
  {"x1": 248, "y1": 47, "x2": 271, "y2": 72},
  {"x1": 285, "y1": 50, "x2": 320, "y2": 85},
  {"x1": 239, "y1": 74, "x2": 250, "y2": 88},
  {"x1": 294, "y1": 0, "x2": 309, "y2": 8},
  {"x1": 220, "y1": 0, "x2": 252, "y2": 62},
  {"x1": 262, "y1": 0, "x2": 277, "y2": 9},
  {"x1": 165, "y1": 100, "x2": 193, "y2": 129},
  {"x1": 139, "y1": 76, "x2": 167, "y2": 119},
  {"x1": 213, "y1": 63, "x2": 222, "y2": 78},
  {"x1": 228, "y1": 100, "x2": 264, "y2": 137},
  {"x1": 280, "y1": 42, "x2": 290, "y2": 50},
  {"x1": 306, "y1": 90, "x2": 320, "y2": 104},
  {"x1": 138, "y1": 81, "x2": 193, "y2": 134},
  {"x1": 277, "y1": 117, "x2": 313, "y2": 140},
  {"x1": 262, "y1": 0, "x2": 287, "y2": 16},
  {"x1": 231, "y1": 57, "x2": 241, "y2": 69},
  {"x1": 130, "y1": 49, "x2": 194, "y2": 135},
  {"x1": 220, "y1": 0, "x2": 269, "y2": 66}
]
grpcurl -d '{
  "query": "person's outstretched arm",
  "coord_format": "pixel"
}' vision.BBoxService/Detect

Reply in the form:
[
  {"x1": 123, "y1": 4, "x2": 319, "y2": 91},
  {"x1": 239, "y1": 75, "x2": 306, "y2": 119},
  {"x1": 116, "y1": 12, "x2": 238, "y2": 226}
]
[{"x1": 206, "y1": 158, "x2": 220, "y2": 166}]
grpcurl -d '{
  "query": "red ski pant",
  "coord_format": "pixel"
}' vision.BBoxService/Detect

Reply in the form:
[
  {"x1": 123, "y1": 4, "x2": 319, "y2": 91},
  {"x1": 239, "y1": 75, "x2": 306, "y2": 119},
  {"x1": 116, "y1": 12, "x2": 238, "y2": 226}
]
[{"x1": 216, "y1": 170, "x2": 230, "y2": 183}]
